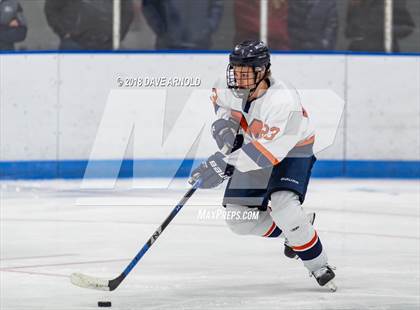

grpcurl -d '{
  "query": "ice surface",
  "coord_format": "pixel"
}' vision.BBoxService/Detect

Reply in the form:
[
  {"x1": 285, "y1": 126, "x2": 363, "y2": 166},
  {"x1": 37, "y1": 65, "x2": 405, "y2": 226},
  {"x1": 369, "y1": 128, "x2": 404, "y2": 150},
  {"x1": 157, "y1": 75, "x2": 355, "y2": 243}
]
[{"x1": 1, "y1": 178, "x2": 419, "y2": 310}]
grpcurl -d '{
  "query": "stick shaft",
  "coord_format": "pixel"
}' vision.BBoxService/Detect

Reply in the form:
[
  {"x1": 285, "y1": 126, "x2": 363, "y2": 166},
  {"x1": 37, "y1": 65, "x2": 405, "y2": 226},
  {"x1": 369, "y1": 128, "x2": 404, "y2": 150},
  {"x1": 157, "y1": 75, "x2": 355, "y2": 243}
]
[{"x1": 109, "y1": 183, "x2": 200, "y2": 290}]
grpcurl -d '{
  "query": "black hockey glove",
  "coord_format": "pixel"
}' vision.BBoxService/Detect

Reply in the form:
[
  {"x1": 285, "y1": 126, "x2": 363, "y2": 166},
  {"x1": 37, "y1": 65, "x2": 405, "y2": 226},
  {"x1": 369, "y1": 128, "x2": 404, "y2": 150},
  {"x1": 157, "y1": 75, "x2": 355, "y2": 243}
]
[
  {"x1": 188, "y1": 152, "x2": 234, "y2": 189},
  {"x1": 211, "y1": 118, "x2": 244, "y2": 155}
]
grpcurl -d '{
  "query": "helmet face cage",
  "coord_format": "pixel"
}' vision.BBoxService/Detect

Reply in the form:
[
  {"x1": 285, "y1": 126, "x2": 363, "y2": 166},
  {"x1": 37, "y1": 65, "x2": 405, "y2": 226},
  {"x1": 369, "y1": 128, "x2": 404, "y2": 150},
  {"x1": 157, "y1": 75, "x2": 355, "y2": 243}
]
[
  {"x1": 227, "y1": 40, "x2": 271, "y2": 97},
  {"x1": 226, "y1": 64, "x2": 265, "y2": 94},
  {"x1": 226, "y1": 64, "x2": 237, "y2": 89}
]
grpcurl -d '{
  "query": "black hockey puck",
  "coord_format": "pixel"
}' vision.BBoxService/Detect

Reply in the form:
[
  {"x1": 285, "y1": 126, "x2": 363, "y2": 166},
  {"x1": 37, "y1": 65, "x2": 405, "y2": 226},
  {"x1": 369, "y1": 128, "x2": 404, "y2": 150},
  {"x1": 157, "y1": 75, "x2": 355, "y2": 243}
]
[{"x1": 98, "y1": 301, "x2": 112, "y2": 307}]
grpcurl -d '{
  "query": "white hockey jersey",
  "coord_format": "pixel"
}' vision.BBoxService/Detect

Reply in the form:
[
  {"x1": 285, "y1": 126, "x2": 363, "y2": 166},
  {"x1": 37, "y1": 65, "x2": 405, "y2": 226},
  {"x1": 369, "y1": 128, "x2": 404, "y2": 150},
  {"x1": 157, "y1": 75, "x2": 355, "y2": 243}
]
[{"x1": 211, "y1": 77, "x2": 315, "y2": 173}]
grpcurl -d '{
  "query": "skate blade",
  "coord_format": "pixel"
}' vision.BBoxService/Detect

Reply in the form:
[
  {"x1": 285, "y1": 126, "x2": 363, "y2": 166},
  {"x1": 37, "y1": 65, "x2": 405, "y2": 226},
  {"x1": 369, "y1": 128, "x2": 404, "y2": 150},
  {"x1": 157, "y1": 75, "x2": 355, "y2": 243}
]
[{"x1": 326, "y1": 280, "x2": 337, "y2": 292}]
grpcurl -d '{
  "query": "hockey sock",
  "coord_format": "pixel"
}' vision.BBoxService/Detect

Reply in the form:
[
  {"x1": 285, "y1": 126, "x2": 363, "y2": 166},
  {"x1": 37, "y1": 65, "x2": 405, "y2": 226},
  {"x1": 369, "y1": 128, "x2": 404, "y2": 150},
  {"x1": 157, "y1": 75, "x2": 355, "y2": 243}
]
[{"x1": 270, "y1": 190, "x2": 328, "y2": 272}]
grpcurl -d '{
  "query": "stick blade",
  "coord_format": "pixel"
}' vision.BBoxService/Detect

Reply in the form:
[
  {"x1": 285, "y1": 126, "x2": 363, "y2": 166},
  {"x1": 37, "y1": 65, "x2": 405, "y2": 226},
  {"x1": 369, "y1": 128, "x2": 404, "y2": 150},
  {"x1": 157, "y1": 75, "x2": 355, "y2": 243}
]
[{"x1": 70, "y1": 272, "x2": 110, "y2": 291}]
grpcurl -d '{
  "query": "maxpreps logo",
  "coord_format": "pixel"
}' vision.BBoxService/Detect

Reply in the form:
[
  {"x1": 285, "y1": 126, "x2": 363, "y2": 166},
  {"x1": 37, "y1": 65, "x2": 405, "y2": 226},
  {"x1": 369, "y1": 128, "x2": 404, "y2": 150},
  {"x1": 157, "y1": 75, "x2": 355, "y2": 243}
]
[{"x1": 77, "y1": 87, "x2": 344, "y2": 198}]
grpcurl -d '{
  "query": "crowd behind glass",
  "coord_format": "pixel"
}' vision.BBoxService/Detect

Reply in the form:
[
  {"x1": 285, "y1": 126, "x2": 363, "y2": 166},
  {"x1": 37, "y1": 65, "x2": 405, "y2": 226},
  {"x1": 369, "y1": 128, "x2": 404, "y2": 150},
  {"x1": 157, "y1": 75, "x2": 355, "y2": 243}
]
[{"x1": 0, "y1": 0, "x2": 418, "y2": 53}]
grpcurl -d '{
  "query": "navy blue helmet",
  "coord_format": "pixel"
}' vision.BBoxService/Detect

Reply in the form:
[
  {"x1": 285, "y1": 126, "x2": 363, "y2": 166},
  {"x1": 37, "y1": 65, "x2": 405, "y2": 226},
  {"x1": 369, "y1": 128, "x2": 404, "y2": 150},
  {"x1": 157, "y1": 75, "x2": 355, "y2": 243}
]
[
  {"x1": 229, "y1": 40, "x2": 270, "y2": 68},
  {"x1": 226, "y1": 40, "x2": 271, "y2": 93}
]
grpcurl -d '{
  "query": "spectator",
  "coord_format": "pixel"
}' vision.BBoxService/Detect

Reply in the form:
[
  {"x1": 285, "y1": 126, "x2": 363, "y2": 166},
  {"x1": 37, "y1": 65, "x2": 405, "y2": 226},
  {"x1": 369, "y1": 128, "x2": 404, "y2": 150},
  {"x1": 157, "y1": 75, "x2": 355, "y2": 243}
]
[
  {"x1": 142, "y1": 0, "x2": 223, "y2": 50},
  {"x1": 44, "y1": 0, "x2": 134, "y2": 51},
  {"x1": 345, "y1": 0, "x2": 415, "y2": 52},
  {"x1": 0, "y1": 0, "x2": 27, "y2": 51},
  {"x1": 288, "y1": 0, "x2": 338, "y2": 51},
  {"x1": 234, "y1": 0, "x2": 289, "y2": 51}
]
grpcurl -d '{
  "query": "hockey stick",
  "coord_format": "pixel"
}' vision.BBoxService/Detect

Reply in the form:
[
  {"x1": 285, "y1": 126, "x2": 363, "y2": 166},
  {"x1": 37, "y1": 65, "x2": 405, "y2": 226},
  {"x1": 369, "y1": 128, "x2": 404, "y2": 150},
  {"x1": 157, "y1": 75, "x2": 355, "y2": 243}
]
[{"x1": 70, "y1": 180, "x2": 201, "y2": 291}]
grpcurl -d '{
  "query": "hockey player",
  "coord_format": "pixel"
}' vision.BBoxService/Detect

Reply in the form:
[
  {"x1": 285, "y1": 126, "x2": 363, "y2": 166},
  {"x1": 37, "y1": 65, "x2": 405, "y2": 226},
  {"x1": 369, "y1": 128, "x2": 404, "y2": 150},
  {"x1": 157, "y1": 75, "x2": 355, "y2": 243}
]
[{"x1": 189, "y1": 40, "x2": 336, "y2": 291}]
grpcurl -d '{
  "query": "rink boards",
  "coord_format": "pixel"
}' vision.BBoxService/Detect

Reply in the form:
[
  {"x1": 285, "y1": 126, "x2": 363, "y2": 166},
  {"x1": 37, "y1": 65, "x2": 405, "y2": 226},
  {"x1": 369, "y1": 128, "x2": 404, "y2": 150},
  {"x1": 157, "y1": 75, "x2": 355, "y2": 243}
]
[{"x1": 0, "y1": 52, "x2": 419, "y2": 179}]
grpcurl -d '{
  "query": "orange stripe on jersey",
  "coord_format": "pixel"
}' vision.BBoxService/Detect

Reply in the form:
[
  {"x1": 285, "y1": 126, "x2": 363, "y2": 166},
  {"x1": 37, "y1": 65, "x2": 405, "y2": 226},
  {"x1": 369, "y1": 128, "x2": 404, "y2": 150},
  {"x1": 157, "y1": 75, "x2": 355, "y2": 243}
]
[
  {"x1": 292, "y1": 231, "x2": 318, "y2": 251},
  {"x1": 263, "y1": 222, "x2": 277, "y2": 237},
  {"x1": 251, "y1": 141, "x2": 280, "y2": 165},
  {"x1": 230, "y1": 110, "x2": 249, "y2": 132},
  {"x1": 296, "y1": 135, "x2": 315, "y2": 147}
]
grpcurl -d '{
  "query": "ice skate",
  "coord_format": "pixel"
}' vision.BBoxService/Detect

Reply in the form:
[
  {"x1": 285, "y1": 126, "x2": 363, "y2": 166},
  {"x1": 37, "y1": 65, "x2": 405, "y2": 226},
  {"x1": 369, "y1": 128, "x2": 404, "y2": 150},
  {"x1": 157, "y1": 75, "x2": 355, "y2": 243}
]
[{"x1": 312, "y1": 265, "x2": 337, "y2": 292}]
